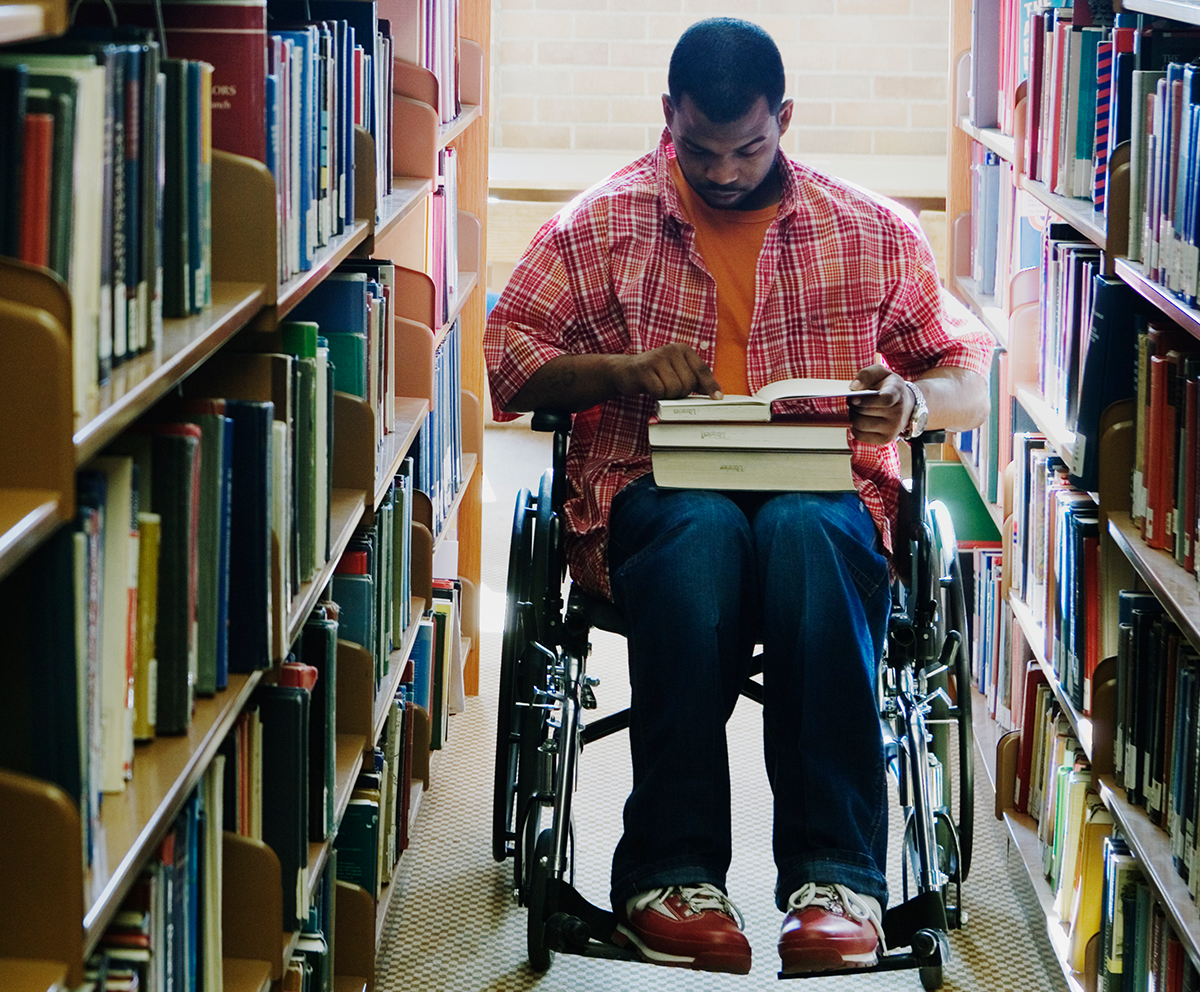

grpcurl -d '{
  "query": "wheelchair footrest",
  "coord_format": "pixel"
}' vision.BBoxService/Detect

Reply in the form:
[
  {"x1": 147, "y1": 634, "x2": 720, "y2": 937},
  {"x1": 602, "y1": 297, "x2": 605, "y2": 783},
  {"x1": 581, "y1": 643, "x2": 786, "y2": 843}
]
[
  {"x1": 776, "y1": 940, "x2": 948, "y2": 981},
  {"x1": 882, "y1": 891, "x2": 948, "y2": 949},
  {"x1": 541, "y1": 879, "x2": 641, "y2": 961}
]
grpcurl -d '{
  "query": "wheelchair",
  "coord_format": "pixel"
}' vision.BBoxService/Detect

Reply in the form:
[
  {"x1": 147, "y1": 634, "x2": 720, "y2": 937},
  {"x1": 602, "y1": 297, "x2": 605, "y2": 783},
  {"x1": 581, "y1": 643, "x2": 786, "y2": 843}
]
[{"x1": 491, "y1": 410, "x2": 974, "y2": 990}]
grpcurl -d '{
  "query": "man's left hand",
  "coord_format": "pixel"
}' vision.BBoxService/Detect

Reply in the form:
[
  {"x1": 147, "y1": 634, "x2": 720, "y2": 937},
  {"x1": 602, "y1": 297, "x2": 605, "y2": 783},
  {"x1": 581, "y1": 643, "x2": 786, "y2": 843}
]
[{"x1": 847, "y1": 364, "x2": 913, "y2": 445}]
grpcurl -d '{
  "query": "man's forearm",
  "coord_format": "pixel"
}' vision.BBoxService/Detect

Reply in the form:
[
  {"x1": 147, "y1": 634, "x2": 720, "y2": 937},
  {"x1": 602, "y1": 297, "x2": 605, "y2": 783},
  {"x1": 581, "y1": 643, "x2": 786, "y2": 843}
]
[
  {"x1": 505, "y1": 354, "x2": 624, "y2": 413},
  {"x1": 914, "y1": 366, "x2": 990, "y2": 433}
]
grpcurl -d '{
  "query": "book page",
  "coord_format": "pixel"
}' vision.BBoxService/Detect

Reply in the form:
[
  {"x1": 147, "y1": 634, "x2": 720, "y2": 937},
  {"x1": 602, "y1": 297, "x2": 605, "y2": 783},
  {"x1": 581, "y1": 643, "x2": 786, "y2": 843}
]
[{"x1": 753, "y1": 377, "x2": 880, "y2": 403}]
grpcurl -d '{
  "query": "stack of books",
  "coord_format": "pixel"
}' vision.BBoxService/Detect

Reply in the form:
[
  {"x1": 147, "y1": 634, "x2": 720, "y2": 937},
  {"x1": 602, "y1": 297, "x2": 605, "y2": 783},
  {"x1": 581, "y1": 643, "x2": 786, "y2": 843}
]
[{"x1": 649, "y1": 378, "x2": 872, "y2": 491}]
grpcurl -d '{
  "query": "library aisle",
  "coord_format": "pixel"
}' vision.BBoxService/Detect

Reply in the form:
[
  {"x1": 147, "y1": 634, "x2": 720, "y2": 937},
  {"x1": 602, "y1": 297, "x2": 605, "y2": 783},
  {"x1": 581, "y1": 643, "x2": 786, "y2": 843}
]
[{"x1": 375, "y1": 424, "x2": 1069, "y2": 991}]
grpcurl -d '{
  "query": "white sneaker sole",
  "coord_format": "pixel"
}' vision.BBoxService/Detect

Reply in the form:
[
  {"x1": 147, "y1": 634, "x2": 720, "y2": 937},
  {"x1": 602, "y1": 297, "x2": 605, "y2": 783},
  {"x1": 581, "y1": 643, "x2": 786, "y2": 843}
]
[{"x1": 613, "y1": 924, "x2": 696, "y2": 965}]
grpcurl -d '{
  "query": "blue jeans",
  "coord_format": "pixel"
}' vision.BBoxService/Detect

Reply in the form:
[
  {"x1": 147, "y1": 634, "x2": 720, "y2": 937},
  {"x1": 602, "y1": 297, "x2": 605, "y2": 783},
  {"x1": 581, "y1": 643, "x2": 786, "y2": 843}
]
[{"x1": 606, "y1": 476, "x2": 892, "y2": 912}]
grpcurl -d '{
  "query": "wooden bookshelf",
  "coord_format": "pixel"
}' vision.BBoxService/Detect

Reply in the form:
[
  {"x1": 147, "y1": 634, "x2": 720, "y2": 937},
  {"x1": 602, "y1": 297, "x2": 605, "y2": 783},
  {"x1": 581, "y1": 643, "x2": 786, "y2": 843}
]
[
  {"x1": 1009, "y1": 593, "x2": 1095, "y2": 761},
  {"x1": 374, "y1": 605, "x2": 428, "y2": 742},
  {"x1": 1018, "y1": 177, "x2": 1108, "y2": 249},
  {"x1": 1114, "y1": 256, "x2": 1200, "y2": 343},
  {"x1": 276, "y1": 220, "x2": 372, "y2": 321},
  {"x1": 1013, "y1": 384, "x2": 1078, "y2": 466},
  {"x1": 305, "y1": 733, "x2": 368, "y2": 908},
  {"x1": 374, "y1": 397, "x2": 430, "y2": 510},
  {"x1": 1098, "y1": 774, "x2": 1200, "y2": 968},
  {"x1": 1107, "y1": 511, "x2": 1200, "y2": 648},
  {"x1": 334, "y1": 978, "x2": 368, "y2": 992},
  {"x1": 1123, "y1": 0, "x2": 1200, "y2": 24},
  {"x1": 952, "y1": 273, "x2": 1010, "y2": 350},
  {"x1": 223, "y1": 958, "x2": 273, "y2": 992},
  {"x1": 435, "y1": 452, "x2": 479, "y2": 548},
  {"x1": 73, "y1": 282, "x2": 267, "y2": 464},
  {"x1": 0, "y1": 489, "x2": 61, "y2": 583},
  {"x1": 286, "y1": 488, "x2": 367, "y2": 647},
  {"x1": 0, "y1": 959, "x2": 69, "y2": 992},
  {"x1": 956, "y1": 117, "x2": 1018, "y2": 164},
  {"x1": 84, "y1": 671, "x2": 264, "y2": 953}
]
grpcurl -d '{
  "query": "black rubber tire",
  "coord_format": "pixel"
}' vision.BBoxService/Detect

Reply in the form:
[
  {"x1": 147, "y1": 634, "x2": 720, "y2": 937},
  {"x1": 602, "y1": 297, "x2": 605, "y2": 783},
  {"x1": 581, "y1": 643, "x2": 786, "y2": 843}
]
[
  {"x1": 945, "y1": 555, "x2": 974, "y2": 884},
  {"x1": 919, "y1": 964, "x2": 943, "y2": 990},
  {"x1": 527, "y1": 827, "x2": 555, "y2": 972},
  {"x1": 492, "y1": 488, "x2": 534, "y2": 864}
]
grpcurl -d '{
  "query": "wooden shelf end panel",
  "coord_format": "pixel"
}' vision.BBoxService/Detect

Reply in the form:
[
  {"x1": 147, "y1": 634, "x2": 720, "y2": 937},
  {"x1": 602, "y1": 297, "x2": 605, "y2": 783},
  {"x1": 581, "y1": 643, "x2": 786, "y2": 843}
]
[
  {"x1": 0, "y1": 770, "x2": 84, "y2": 987},
  {"x1": 223, "y1": 832, "x2": 285, "y2": 981},
  {"x1": 212, "y1": 151, "x2": 278, "y2": 307},
  {"x1": 338, "y1": 637, "x2": 376, "y2": 743},
  {"x1": 335, "y1": 880, "x2": 376, "y2": 989}
]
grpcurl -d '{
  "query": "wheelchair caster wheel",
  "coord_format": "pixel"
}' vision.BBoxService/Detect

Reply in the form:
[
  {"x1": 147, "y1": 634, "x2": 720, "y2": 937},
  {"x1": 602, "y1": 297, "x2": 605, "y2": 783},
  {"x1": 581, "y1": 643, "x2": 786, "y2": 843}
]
[
  {"x1": 919, "y1": 964, "x2": 943, "y2": 990},
  {"x1": 527, "y1": 828, "x2": 555, "y2": 972}
]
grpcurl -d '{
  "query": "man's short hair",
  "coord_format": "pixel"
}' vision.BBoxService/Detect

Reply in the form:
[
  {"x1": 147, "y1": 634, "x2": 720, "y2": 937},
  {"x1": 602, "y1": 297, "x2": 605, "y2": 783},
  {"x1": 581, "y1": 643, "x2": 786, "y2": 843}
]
[{"x1": 668, "y1": 18, "x2": 785, "y2": 123}]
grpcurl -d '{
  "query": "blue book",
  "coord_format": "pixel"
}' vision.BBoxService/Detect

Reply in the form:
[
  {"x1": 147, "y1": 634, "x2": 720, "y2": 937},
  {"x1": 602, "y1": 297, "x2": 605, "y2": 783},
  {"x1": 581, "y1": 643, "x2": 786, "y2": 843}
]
[
  {"x1": 225, "y1": 400, "x2": 274, "y2": 672},
  {"x1": 265, "y1": 72, "x2": 277, "y2": 181},
  {"x1": 215, "y1": 414, "x2": 233, "y2": 689},
  {"x1": 332, "y1": 572, "x2": 375, "y2": 658},
  {"x1": 411, "y1": 616, "x2": 435, "y2": 712},
  {"x1": 186, "y1": 59, "x2": 203, "y2": 314},
  {"x1": 288, "y1": 271, "x2": 370, "y2": 395}
]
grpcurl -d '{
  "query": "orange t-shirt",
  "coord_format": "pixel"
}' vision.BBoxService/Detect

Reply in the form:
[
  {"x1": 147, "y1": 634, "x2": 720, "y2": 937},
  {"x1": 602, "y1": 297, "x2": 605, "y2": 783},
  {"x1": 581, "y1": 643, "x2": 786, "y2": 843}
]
[{"x1": 670, "y1": 159, "x2": 779, "y2": 397}]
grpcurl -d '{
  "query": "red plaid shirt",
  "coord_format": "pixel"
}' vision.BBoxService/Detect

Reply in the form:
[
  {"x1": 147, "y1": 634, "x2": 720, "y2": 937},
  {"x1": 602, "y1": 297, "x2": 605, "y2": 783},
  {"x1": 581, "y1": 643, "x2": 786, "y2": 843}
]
[{"x1": 486, "y1": 130, "x2": 993, "y2": 599}]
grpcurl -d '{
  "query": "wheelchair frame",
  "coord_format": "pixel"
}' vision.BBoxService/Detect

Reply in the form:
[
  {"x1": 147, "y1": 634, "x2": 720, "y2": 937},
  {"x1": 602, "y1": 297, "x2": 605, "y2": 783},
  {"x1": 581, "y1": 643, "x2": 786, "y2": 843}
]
[{"x1": 491, "y1": 412, "x2": 974, "y2": 990}]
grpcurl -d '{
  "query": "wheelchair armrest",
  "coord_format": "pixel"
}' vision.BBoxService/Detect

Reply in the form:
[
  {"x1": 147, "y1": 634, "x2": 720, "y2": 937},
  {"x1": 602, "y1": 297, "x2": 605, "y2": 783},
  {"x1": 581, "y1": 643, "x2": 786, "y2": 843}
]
[{"x1": 531, "y1": 409, "x2": 573, "y2": 435}]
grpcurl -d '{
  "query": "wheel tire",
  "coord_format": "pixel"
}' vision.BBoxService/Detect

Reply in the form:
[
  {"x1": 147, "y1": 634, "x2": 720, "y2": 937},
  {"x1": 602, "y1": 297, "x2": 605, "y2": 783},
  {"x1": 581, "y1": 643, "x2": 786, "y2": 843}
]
[
  {"x1": 945, "y1": 556, "x2": 974, "y2": 883},
  {"x1": 527, "y1": 828, "x2": 556, "y2": 972},
  {"x1": 919, "y1": 964, "x2": 943, "y2": 991},
  {"x1": 493, "y1": 489, "x2": 534, "y2": 864}
]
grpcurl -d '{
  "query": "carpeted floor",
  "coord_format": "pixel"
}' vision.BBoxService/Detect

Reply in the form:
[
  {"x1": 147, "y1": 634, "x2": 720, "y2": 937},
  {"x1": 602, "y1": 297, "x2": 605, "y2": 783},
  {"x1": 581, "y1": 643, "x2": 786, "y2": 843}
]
[{"x1": 374, "y1": 425, "x2": 1069, "y2": 992}]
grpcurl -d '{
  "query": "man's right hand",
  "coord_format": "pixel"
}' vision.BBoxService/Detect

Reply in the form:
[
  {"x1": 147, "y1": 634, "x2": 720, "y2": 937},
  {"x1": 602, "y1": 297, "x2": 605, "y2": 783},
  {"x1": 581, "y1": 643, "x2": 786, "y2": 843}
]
[
  {"x1": 505, "y1": 345, "x2": 723, "y2": 412},
  {"x1": 610, "y1": 343, "x2": 724, "y2": 401}
]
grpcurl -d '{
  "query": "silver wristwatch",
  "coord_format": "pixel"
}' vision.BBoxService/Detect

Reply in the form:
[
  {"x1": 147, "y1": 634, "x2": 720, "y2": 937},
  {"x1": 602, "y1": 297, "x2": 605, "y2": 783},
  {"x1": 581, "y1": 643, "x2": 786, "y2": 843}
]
[{"x1": 899, "y1": 380, "x2": 928, "y2": 441}]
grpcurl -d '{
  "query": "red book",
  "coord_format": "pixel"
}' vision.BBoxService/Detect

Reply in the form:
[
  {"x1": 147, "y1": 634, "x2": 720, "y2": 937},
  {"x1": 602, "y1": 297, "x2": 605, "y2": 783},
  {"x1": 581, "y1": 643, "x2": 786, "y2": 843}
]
[
  {"x1": 1027, "y1": 12, "x2": 1046, "y2": 180},
  {"x1": 1016, "y1": 661, "x2": 1049, "y2": 813},
  {"x1": 79, "y1": 0, "x2": 267, "y2": 163},
  {"x1": 279, "y1": 660, "x2": 318, "y2": 690},
  {"x1": 335, "y1": 550, "x2": 369, "y2": 575},
  {"x1": 19, "y1": 112, "x2": 52, "y2": 267}
]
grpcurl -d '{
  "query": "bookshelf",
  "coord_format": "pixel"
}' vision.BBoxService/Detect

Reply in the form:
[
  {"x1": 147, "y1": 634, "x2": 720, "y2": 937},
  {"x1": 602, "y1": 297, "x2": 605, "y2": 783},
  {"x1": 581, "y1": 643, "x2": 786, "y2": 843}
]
[
  {"x1": 0, "y1": 0, "x2": 490, "y2": 985},
  {"x1": 950, "y1": 0, "x2": 1200, "y2": 984}
]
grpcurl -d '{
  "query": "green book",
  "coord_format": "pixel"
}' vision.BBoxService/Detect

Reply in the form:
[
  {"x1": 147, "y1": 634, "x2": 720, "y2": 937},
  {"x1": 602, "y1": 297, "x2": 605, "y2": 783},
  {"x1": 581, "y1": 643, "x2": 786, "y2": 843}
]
[
  {"x1": 334, "y1": 796, "x2": 380, "y2": 895},
  {"x1": 281, "y1": 321, "x2": 319, "y2": 581},
  {"x1": 324, "y1": 331, "x2": 366, "y2": 397}
]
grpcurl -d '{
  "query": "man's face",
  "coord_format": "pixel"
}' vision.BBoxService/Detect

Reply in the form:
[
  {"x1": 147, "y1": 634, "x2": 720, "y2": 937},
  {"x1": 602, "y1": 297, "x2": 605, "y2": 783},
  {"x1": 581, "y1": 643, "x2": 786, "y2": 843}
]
[{"x1": 663, "y1": 93, "x2": 794, "y2": 211}]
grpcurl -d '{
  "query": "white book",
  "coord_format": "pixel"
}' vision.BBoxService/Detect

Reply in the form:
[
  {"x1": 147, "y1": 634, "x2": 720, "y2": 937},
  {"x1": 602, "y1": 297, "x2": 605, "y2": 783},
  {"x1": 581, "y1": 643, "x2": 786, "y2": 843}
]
[
  {"x1": 655, "y1": 378, "x2": 878, "y2": 422},
  {"x1": 91, "y1": 456, "x2": 139, "y2": 794},
  {"x1": 648, "y1": 417, "x2": 851, "y2": 450},
  {"x1": 651, "y1": 447, "x2": 854, "y2": 492}
]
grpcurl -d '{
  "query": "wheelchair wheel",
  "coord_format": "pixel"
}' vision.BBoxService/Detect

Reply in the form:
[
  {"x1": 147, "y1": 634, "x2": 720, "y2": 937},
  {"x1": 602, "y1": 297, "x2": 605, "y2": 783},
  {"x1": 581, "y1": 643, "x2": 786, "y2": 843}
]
[
  {"x1": 493, "y1": 487, "x2": 535, "y2": 864},
  {"x1": 527, "y1": 827, "x2": 555, "y2": 971},
  {"x1": 919, "y1": 964, "x2": 943, "y2": 990},
  {"x1": 927, "y1": 501, "x2": 974, "y2": 886}
]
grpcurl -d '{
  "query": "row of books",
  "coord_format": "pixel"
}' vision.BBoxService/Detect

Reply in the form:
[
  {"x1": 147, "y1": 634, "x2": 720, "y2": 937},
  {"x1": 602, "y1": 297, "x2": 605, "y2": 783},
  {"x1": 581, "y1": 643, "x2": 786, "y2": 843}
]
[
  {"x1": 0, "y1": 30, "x2": 216, "y2": 415},
  {"x1": 86, "y1": 757, "x2": 227, "y2": 992},
  {"x1": 1129, "y1": 316, "x2": 1200, "y2": 577},
  {"x1": 395, "y1": 0, "x2": 462, "y2": 125},
  {"x1": 291, "y1": 258, "x2": 397, "y2": 452},
  {"x1": 414, "y1": 320, "x2": 464, "y2": 536},
  {"x1": 967, "y1": 144, "x2": 1044, "y2": 308}
]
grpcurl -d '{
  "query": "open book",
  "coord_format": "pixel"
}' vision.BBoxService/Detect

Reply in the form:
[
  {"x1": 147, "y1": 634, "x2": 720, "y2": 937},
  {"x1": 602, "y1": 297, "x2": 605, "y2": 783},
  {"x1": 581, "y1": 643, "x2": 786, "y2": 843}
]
[{"x1": 655, "y1": 378, "x2": 879, "y2": 422}]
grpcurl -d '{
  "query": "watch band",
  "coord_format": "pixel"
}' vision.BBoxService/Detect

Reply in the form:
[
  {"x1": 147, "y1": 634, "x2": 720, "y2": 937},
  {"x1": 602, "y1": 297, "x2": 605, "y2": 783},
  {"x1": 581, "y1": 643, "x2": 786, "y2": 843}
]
[{"x1": 899, "y1": 380, "x2": 928, "y2": 441}]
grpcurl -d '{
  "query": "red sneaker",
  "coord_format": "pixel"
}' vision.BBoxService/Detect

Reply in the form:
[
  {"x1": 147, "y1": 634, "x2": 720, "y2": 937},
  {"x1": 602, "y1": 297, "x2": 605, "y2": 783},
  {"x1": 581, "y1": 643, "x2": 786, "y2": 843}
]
[
  {"x1": 778, "y1": 883, "x2": 885, "y2": 974},
  {"x1": 613, "y1": 883, "x2": 752, "y2": 974}
]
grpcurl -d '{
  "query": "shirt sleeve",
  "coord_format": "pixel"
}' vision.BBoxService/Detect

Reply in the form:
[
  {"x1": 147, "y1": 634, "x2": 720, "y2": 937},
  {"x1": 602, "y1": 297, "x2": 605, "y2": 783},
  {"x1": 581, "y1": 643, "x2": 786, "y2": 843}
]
[
  {"x1": 484, "y1": 220, "x2": 579, "y2": 422},
  {"x1": 875, "y1": 213, "x2": 994, "y2": 383}
]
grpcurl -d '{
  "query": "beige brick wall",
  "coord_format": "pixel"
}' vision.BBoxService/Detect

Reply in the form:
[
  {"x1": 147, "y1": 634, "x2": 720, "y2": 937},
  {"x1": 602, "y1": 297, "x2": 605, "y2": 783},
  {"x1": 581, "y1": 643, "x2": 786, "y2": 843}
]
[{"x1": 490, "y1": 0, "x2": 950, "y2": 158}]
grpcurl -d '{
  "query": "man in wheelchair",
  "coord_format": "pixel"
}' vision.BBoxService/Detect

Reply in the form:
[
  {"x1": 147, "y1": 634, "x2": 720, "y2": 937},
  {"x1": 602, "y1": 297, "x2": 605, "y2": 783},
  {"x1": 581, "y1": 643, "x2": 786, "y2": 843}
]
[{"x1": 484, "y1": 17, "x2": 992, "y2": 978}]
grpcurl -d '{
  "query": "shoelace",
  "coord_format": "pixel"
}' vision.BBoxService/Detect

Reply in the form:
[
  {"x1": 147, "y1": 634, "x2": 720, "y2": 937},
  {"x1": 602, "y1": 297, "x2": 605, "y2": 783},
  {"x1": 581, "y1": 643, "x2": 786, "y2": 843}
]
[
  {"x1": 786, "y1": 883, "x2": 886, "y2": 948},
  {"x1": 631, "y1": 883, "x2": 747, "y2": 931}
]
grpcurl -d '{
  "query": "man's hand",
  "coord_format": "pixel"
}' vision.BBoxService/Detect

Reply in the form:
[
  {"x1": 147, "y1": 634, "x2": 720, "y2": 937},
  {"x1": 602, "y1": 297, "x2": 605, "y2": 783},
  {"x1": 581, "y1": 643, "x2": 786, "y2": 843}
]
[
  {"x1": 847, "y1": 364, "x2": 913, "y2": 445},
  {"x1": 611, "y1": 343, "x2": 724, "y2": 401},
  {"x1": 504, "y1": 344, "x2": 723, "y2": 412}
]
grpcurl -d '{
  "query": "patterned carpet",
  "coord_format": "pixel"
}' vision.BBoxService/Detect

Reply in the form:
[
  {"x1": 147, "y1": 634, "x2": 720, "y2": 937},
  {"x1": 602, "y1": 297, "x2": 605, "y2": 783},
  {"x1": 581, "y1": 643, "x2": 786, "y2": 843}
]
[{"x1": 374, "y1": 425, "x2": 1069, "y2": 992}]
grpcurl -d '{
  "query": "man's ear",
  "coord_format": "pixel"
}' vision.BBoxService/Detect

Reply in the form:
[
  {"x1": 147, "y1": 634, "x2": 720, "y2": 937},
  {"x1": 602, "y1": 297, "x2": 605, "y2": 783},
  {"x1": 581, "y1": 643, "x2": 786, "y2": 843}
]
[
  {"x1": 662, "y1": 92, "x2": 674, "y2": 128},
  {"x1": 777, "y1": 98, "x2": 794, "y2": 138}
]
